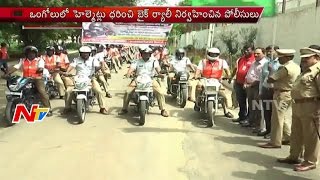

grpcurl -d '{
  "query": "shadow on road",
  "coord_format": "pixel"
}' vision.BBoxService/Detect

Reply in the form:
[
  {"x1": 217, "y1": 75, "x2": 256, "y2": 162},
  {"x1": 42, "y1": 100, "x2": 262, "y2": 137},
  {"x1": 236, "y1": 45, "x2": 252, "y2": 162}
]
[
  {"x1": 215, "y1": 136, "x2": 265, "y2": 147},
  {"x1": 224, "y1": 151, "x2": 314, "y2": 180}
]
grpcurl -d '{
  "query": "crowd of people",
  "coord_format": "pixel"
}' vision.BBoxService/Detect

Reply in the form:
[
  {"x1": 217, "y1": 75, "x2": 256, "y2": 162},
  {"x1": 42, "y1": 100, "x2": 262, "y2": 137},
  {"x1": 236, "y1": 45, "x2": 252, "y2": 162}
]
[
  {"x1": 0, "y1": 41, "x2": 319, "y2": 172},
  {"x1": 228, "y1": 44, "x2": 320, "y2": 172}
]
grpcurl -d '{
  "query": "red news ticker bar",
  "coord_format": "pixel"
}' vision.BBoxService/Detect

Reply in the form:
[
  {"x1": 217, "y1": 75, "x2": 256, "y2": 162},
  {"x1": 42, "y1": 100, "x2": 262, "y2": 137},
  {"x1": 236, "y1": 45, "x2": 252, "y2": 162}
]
[{"x1": 0, "y1": 6, "x2": 263, "y2": 23}]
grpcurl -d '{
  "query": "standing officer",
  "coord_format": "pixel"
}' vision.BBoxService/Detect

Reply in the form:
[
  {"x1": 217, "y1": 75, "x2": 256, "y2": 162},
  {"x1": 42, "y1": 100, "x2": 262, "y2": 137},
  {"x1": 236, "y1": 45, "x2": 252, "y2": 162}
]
[
  {"x1": 277, "y1": 47, "x2": 320, "y2": 172},
  {"x1": 259, "y1": 49, "x2": 300, "y2": 148},
  {"x1": 5, "y1": 46, "x2": 52, "y2": 116}
]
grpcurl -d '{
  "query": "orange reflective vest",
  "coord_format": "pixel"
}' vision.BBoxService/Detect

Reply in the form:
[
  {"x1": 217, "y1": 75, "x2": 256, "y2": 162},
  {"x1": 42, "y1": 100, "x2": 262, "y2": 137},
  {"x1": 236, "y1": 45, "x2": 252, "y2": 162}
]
[
  {"x1": 0, "y1": 47, "x2": 8, "y2": 59},
  {"x1": 42, "y1": 55, "x2": 58, "y2": 71},
  {"x1": 22, "y1": 58, "x2": 41, "y2": 78},
  {"x1": 202, "y1": 59, "x2": 224, "y2": 79},
  {"x1": 59, "y1": 53, "x2": 69, "y2": 69}
]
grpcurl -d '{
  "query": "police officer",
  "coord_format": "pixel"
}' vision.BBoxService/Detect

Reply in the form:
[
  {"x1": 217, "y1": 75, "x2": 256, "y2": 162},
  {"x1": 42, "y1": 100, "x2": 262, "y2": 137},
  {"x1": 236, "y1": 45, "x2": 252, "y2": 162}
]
[
  {"x1": 91, "y1": 45, "x2": 112, "y2": 98},
  {"x1": 5, "y1": 46, "x2": 52, "y2": 116},
  {"x1": 277, "y1": 47, "x2": 320, "y2": 172},
  {"x1": 259, "y1": 49, "x2": 300, "y2": 148},
  {"x1": 118, "y1": 45, "x2": 169, "y2": 117},
  {"x1": 41, "y1": 46, "x2": 66, "y2": 99},
  {"x1": 194, "y1": 47, "x2": 234, "y2": 122},
  {"x1": 167, "y1": 48, "x2": 195, "y2": 94},
  {"x1": 62, "y1": 46, "x2": 109, "y2": 115}
]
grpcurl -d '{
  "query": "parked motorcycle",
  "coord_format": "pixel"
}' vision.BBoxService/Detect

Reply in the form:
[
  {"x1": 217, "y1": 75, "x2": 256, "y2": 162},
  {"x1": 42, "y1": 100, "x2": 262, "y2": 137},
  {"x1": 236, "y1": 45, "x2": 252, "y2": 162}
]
[
  {"x1": 169, "y1": 71, "x2": 189, "y2": 108},
  {"x1": 4, "y1": 75, "x2": 43, "y2": 126},
  {"x1": 72, "y1": 74, "x2": 96, "y2": 124},
  {"x1": 129, "y1": 74, "x2": 155, "y2": 126},
  {"x1": 195, "y1": 78, "x2": 221, "y2": 127}
]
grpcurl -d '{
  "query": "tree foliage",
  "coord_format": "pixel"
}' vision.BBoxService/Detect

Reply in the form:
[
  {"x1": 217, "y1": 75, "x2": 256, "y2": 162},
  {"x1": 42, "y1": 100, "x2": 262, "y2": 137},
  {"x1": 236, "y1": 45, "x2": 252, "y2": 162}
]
[{"x1": 0, "y1": 0, "x2": 136, "y2": 51}]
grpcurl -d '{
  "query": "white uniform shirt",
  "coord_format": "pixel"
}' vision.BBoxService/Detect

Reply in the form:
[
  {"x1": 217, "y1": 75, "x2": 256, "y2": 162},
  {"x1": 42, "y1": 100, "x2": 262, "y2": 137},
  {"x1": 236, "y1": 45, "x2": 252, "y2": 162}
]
[
  {"x1": 93, "y1": 52, "x2": 105, "y2": 67},
  {"x1": 170, "y1": 57, "x2": 192, "y2": 72},
  {"x1": 130, "y1": 57, "x2": 159, "y2": 77},
  {"x1": 14, "y1": 58, "x2": 45, "y2": 70},
  {"x1": 70, "y1": 56, "x2": 100, "y2": 77}
]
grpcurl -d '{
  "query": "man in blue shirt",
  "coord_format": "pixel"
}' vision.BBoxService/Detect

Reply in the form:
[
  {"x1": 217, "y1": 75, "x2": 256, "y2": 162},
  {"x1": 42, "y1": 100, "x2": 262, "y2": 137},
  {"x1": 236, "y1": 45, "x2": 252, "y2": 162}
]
[{"x1": 258, "y1": 45, "x2": 281, "y2": 138}]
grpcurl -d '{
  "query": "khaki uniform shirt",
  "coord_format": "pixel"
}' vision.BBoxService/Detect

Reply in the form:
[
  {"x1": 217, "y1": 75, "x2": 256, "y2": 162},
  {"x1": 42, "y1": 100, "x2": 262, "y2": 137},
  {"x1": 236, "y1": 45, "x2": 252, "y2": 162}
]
[
  {"x1": 270, "y1": 60, "x2": 301, "y2": 91},
  {"x1": 291, "y1": 62, "x2": 320, "y2": 99}
]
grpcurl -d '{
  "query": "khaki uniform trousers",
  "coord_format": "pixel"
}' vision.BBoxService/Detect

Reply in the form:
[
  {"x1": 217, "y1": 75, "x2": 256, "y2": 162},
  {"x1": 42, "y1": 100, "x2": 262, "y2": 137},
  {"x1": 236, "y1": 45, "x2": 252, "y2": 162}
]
[
  {"x1": 95, "y1": 70, "x2": 109, "y2": 94},
  {"x1": 194, "y1": 79, "x2": 228, "y2": 108},
  {"x1": 34, "y1": 78, "x2": 51, "y2": 108},
  {"x1": 51, "y1": 72, "x2": 66, "y2": 96},
  {"x1": 288, "y1": 101, "x2": 320, "y2": 164},
  {"x1": 270, "y1": 91, "x2": 292, "y2": 146},
  {"x1": 123, "y1": 79, "x2": 166, "y2": 110},
  {"x1": 64, "y1": 77, "x2": 107, "y2": 109}
]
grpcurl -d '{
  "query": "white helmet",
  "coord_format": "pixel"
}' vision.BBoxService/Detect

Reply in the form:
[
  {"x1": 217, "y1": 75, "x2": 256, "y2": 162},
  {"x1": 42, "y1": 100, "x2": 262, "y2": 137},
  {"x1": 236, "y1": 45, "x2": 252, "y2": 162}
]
[
  {"x1": 138, "y1": 45, "x2": 152, "y2": 53},
  {"x1": 91, "y1": 46, "x2": 97, "y2": 51},
  {"x1": 79, "y1": 46, "x2": 92, "y2": 53},
  {"x1": 207, "y1": 47, "x2": 220, "y2": 60}
]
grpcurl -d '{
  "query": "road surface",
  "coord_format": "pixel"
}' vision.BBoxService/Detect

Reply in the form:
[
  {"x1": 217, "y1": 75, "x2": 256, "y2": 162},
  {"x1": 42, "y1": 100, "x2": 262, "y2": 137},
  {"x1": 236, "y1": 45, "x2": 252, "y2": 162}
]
[{"x1": 0, "y1": 60, "x2": 319, "y2": 180}]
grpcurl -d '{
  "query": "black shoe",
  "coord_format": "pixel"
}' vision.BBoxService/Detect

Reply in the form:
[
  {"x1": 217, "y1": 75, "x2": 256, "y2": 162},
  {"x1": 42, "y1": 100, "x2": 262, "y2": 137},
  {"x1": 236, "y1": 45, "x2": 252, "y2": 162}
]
[
  {"x1": 106, "y1": 93, "x2": 112, "y2": 98},
  {"x1": 118, "y1": 109, "x2": 128, "y2": 115},
  {"x1": 224, "y1": 112, "x2": 234, "y2": 118},
  {"x1": 194, "y1": 104, "x2": 200, "y2": 112},
  {"x1": 60, "y1": 96, "x2": 64, "y2": 99},
  {"x1": 264, "y1": 133, "x2": 271, "y2": 139},
  {"x1": 257, "y1": 131, "x2": 268, "y2": 136},
  {"x1": 47, "y1": 111, "x2": 53, "y2": 117}
]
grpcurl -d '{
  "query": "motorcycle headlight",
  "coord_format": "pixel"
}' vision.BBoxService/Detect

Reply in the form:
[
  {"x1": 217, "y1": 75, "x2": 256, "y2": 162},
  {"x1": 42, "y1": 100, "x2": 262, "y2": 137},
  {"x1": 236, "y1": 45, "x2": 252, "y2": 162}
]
[
  {"x1": 136, "y1": 82, "x2": 151, "y2": 90},
  {"x1": 8, "y1": 84, "x2": 20, "y2": 91},
  {"x1": 75, "y1": 82, "x2": 88, "y2": 90}
]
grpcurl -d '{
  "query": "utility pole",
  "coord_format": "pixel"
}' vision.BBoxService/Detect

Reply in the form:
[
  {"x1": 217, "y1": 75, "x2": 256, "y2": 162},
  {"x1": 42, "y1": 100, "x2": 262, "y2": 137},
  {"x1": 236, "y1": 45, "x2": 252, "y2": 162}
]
[{"x1": 282, "y1": 0, "x2": 286, "y2": 13}]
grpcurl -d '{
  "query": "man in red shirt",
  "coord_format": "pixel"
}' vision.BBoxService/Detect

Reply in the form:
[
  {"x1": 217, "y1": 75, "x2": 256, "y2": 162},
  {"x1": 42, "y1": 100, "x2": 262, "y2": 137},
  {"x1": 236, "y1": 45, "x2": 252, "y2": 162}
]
[
  {"x1": 0, "y1": 42, "x2": 9, "y2": 74},
  {"x1": 229, "y1": 45, "x2": 255, "y2": 123}
]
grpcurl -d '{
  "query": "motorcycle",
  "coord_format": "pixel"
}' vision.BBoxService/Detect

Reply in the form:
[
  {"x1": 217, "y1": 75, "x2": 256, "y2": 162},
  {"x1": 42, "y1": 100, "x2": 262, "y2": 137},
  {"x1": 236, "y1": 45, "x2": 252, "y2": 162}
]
[
  {"x1": 195, "y1": 78, "x2": 221, "y2": 127},
  {"x1": 72, "y1": 74, "x2": 96, "y2": 124},
  {"x1": 44, "y1": 74, "x2": 59, "y2": 99},
  {"x1": 4, "y1": 75, "x2": 43, "y2": 126},
  {"x1": 129, "y1": 74, "x2": 155, "y2": 126},
  {"x1": 169, "y1": 71, "x2": 189, "y2": 108}
]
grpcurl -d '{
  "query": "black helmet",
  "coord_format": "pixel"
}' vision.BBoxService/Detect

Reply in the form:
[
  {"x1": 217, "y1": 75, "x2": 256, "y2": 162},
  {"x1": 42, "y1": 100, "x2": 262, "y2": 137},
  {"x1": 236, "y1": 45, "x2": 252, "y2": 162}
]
[
  {"x1": 24, "y1": 46, "x2": 38, "y2": 55},
  {"x1": 46, "y1": 46, "x2": 55, "y2": 51},
  {"x1": 57, "y1": 46, "x2": 63, "y2": 51}
]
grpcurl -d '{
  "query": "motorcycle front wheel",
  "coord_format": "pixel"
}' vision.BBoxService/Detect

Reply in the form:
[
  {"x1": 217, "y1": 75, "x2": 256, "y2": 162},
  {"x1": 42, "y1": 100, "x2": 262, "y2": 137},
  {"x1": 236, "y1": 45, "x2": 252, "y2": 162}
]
[
  {"x1": 138, "y1": 100, "x2": 147, "y2": 126},
  {"x1": 207, "y1": 101, "x2": 214, "y2": 127},
  {"x1": 178, "y1": 84, "x2": 188, "y2": 108},
  {"x1": 77, "y1": 99, "x2": 86, "y2": 124},
  {"x1": 4, "y1": 100, "x2": 17, "y2": 127}
]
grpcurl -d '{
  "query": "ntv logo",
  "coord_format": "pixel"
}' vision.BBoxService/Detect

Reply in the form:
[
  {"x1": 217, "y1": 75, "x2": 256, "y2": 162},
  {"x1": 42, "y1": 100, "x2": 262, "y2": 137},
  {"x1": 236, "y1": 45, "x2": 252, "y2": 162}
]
[{"x1": 251, "y1": 100, "x2": 290, "y2": 111}]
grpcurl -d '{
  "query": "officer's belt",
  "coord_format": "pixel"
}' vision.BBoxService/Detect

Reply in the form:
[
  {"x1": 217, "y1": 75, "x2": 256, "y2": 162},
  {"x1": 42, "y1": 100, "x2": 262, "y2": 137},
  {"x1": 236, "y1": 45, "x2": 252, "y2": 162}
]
[
  {"x1": 274, "y1": 89, "x2": 290, "y2": 92},
  {"x1": 293, "y1": 97, "x2": 320, "y2": 103}
]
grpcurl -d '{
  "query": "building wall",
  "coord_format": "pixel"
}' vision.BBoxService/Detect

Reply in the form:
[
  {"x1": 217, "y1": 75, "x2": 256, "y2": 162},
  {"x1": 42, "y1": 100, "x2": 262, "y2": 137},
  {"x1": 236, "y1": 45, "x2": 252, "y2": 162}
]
[{"x1": 178, "y1": 3, "x2": 320, "y2": 62}]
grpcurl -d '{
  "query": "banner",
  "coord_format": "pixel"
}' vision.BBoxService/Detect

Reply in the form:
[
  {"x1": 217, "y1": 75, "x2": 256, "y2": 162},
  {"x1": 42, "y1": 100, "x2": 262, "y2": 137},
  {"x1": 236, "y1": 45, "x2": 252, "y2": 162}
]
[
  {"x1": 0, "y1": 7, "x2": 263, "y2": 23},
  {"x1": 191, "y1": 0, "x2": 276, "y2": 17},
  {"x1": 81, "y1": 22, "x2": 173, "y2": 45}
]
